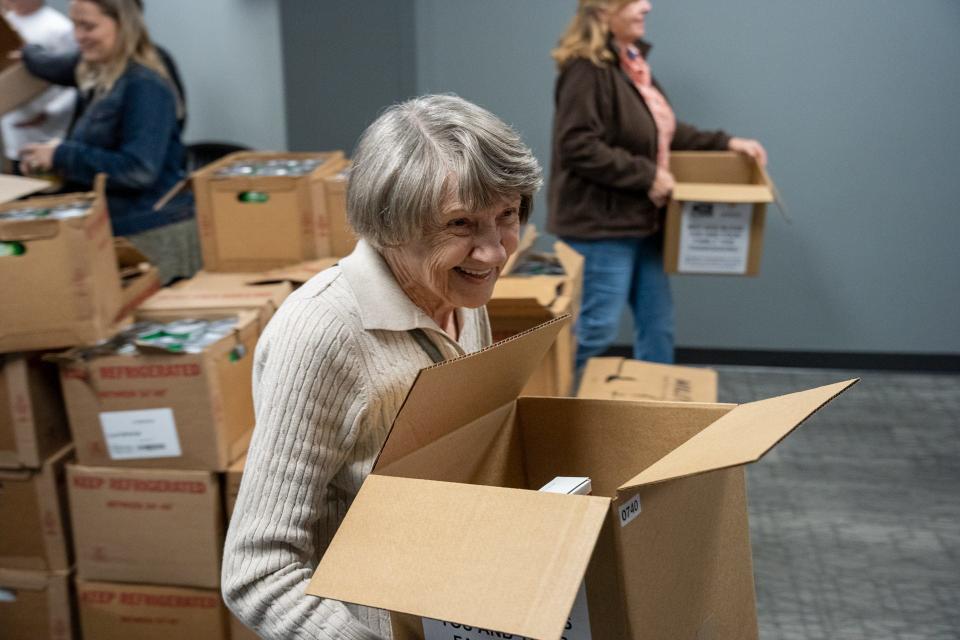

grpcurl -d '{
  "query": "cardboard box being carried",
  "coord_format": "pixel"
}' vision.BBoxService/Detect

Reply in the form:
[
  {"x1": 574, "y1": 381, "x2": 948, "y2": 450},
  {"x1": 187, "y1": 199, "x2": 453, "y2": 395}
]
[
  {"x1": 489, "y1": 226, "x2": 583, "y2": 397},
  {"x1": 0, "y1": 16, "x2": 50, "y2": 115},
  {"x1": 0, "y1": 176, "x2": 123, "y2": 354},
  {"x1": 577, "y1": 357, "x2": 718, "y2": 403},
  {"x1": 76, "y1": 579, "x2": 229, "y2": 640},
  {"x1": 664, "y1": 151, "x2": 776, "y2": 276},
  {"x1": 68, "y1": 465, "x2": 224, "y2": 588},
  {"x1": 0, "y1": 353, "x2": 71, "y2": 469},
  {"x1": 56, "y1": 311, "x2": 259, "y2": 471},
  {"x1": 307, "y1": 317, "x2": 857, "y2": 640},
  {"x1": 0, "y1": 569, "x2": 77, "y2": 640},
  {"x1": 0, "y1": 445, "x2": 73, "y2": 572},
  {"x1": 191, "y1": 150, "x2": 346, "y2": 272}
]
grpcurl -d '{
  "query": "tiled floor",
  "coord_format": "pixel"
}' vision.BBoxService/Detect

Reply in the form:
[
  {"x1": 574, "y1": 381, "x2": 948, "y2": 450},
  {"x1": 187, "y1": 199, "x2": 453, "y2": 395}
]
[{"x1": 716, "y1": 367, "x2": 960, "y2": 640}]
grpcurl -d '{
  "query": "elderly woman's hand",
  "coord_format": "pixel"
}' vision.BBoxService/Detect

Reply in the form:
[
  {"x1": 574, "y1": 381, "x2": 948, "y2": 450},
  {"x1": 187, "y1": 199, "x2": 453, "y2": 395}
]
[
  {"x1": 19, "y1": 140, "x2": 59, "y2": 175},
  {"x1": 728, "y1": 137, "x2": 768, "y2": 167}
]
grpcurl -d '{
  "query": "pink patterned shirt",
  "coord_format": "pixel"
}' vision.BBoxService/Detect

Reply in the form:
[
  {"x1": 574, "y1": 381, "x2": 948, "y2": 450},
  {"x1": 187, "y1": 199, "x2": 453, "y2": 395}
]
[{"x1": 618, "y1": 44, "x2": 676, "y2": 170}]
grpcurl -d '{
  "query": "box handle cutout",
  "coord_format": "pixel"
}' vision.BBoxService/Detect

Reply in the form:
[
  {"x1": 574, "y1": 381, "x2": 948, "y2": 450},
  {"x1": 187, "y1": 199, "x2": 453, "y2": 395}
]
[
  {"x1": 237, "y1": 191, "x2": 270, "y2": 204},
  {"x1": 0, "y1": 241, "x2": 26, "y2": 257}
]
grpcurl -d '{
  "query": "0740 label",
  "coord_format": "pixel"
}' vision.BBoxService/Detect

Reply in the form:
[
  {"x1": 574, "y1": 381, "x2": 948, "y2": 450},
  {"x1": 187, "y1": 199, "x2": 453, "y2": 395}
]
[{"x1": 618, "y1": 494, "x2": 642, "y2": 527}]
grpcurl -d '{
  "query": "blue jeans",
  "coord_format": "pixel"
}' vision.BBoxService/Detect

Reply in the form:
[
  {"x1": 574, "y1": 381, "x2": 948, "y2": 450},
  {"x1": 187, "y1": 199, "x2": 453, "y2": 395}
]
[{"x1": 563, "y1": 236, "x2": 675, "y2": 368}]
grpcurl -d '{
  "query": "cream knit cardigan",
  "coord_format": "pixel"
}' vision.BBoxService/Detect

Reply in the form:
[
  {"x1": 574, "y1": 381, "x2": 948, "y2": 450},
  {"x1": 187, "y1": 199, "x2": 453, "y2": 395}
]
[{"x1": 222, "y1": 240, "x2": 492, "y2": 639}]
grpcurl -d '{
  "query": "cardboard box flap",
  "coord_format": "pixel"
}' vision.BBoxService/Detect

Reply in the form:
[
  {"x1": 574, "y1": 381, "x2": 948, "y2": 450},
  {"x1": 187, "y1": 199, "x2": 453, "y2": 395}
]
[
  {"x1": 554, "y1": 239, "x2": 584, "y2": 278},
  {"x1": 0, "y1": 216, "x2": 61, "y2": 241},
  {"x1": 619, "y1": 379, "x2": 858, "y2": 491},
  {"x1": 374, "y1": 316, "x2": 569, "y2": 471},
  {"x1": 0, "y1": 174, "x2": 50, "y2": 205},
  {"x1": 490, "y1": 275, "x2": 563, "y2": 309},
  {"x1": 138, "y1": 280, "x2": 292, "y2": 313},
  {"x1": 672, "y1": 182, "x2": 774, "y2": 204},
  {"x1": 502, "y1": 224, "x2": 537, "y2": 275},
  {"x1": 0, "y1": 568, "x2": 68, "y2": 590},
  {"x1": 308, "y1": 474, "x2": 610, "y2": 640}
]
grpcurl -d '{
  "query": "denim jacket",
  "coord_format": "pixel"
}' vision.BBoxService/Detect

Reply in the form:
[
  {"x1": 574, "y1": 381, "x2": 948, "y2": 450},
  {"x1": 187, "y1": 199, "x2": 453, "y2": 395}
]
[{"x1": 52, "y1": 62, "x2": 193, "y2": 237}]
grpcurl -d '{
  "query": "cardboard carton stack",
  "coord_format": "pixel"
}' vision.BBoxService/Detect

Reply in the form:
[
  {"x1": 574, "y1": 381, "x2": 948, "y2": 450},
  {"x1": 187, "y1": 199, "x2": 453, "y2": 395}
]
[
  {"x1": 189, "y1": 150, "x2": 353, "y2": 272},
  {"x1": 306, "y1": 318, "x2": 857, "y2": 639},
  {"x1": 488, "y1": 226, "x2": 584, "y2": 397}
]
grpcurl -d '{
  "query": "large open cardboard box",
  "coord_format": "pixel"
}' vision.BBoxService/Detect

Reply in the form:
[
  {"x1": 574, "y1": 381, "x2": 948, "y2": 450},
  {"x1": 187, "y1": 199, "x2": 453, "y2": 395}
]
[
  {"x1": 0, "y1": 16, "x2": 50, "y2": 115},
  {"x1": 0, "y1": 444, "x2": 72, "y2": 572},
  {"x1": 191, "y1": 150, "x2": 346, "y2": 272},
  {"x1": 0, "y1": 569, "x2": 77, "y2": 640},
  {"x1": 489, "y1": 227, "x2": 583, "y2": 397},
  {"x1": 68, "y1": 465, "x2": 224, "y2": 588},
  {"x1": 577, "y1": 357, "x2": 718, "y2": 403},
  {"x1": 55, "y1": 311, "x2": 259, "y2": 471},
  {"x1": 0, "y1": 176, "x2": 123, "y2": 353},
  {"x1": 663, "y1": 152, "x2": 776, "y2": 276},
  {"x1": 76, "y1": 579, "x2": 229, "y2": 640},
  {"x1": 0, "y1": 353, "x2": 71, "y2": 469},
  {"x1": 307, "y1": 317, "x2": 856, "y2": 640}
]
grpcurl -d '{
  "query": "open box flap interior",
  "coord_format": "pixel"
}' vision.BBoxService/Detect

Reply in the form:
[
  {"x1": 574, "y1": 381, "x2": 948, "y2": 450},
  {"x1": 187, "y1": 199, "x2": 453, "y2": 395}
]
[
  {"x1": 619, "y1": 379, "x2": 859, "y2": 491},
  {"x1": 307, "y1": 474, "x2": 610, "y2": 640},
  {"x1": 502, "y1": 224, "x2": 538, "y2": 275},
  {"x1": 490, "y1": 276, "x2": 563, "y2": 310},
  {"x1": 0, "y1": 175, "x2": 50, "y2": 206},
  {"x1": 374, "y1": 316, "x2": 569, "y2": 471}
]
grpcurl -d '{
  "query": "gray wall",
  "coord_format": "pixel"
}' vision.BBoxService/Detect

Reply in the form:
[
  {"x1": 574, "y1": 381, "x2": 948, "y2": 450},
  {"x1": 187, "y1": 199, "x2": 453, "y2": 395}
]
[
  {"x1": 412, "y1": 0, "x2": 960, "y2": 355},
  {"x1": 49, "y1": 0, "x2": 288, "y2": 150},
  {"x1": 280, "y1": 0, "x2": 417, "y2": 153}
]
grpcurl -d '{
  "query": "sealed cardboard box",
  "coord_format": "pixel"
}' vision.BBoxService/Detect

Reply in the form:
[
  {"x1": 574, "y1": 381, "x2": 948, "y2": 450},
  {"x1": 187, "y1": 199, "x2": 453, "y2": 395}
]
[
  {"x1": 321, "y1": 161, "x2": 357, "y2": 257},
  {"x1": 56, "y1": 311, "x2": 259, "y2": 471},
  {"x1": 76, "y1": 579, "x2": 229, "y2": 640},
  {"x1": 577, "y1": 357, "x2": 718, "y2": 403},
  {"x1": 191, "y1": 150, "x2": 346, "y2": 272},
  {"x1": 0, "y1": 353, "x2": 71, "y2": 469},
  {"x1": 68, "y1": 465, "x2": 224, "y2": 588},
  {"x1": 663, "y1": 151, "x2": 776, "y2": 276},
  {"x1": 0, "y1": 444, "x2": 72, "y2": 572},
  {"x1": 137, "y1": 272, "x2": 292, "y2": 334},
  {"x1": 0, "y1": 569, "x2": 76, "y2": 640},
  {"x1": 0, "y1": 16, "x2": 50, "y2": 115},
  {"x1": 307, "y1": 318, "x2": 857, "y2": 640},
  {"x1": 0, "y1": 177, "x2": 123, "y2": 354},
  {"x1": 489, "y1": 226, "x2": 583, "y2": 397}
]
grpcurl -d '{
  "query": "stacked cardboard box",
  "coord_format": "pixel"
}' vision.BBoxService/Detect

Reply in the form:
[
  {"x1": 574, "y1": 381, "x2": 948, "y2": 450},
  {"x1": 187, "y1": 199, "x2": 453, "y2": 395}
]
[
  {"x1": 190, "y1": 150, "x2": 348, "y2": 272},
  {"x1": 488, "y1": 226, "x2": 583, "y2": 397},
  {"x1": 577, "y1": 357, "x2": 719, "y2": 403},
  {"x1": 306, "y1": 318, "x2": 857, "y2": 639}
]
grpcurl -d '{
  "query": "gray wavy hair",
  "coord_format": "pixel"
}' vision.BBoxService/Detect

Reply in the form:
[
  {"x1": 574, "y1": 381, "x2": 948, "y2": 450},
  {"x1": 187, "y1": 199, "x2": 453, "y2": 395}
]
[{"x1": 347, "y1": 94, "x2": 543, "y2": 248}]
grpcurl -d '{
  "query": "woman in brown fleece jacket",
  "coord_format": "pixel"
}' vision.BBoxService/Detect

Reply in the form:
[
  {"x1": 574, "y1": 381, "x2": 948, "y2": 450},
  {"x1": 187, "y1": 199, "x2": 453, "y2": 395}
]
[{"x1": 548, "y1": 0, "x2": 766, "y2": 366}]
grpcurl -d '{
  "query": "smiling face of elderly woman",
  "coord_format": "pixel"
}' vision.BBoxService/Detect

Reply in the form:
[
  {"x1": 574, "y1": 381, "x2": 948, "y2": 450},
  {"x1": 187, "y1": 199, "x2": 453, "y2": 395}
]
[{"x1": 347, "y1": 95, "x2": 542, "y2": 330}]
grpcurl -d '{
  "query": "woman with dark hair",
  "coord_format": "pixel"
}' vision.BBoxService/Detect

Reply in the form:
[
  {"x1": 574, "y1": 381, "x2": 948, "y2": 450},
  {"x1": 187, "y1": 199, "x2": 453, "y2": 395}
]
[{"x1": 19, "y1": 0, "x2": 198, "y2": 283}]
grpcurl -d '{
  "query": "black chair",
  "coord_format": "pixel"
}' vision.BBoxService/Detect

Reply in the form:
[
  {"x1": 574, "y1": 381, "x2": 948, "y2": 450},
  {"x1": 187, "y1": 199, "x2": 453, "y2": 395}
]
[{"x1": 185, "y1": 141, "x2": 251, "y2": 173}]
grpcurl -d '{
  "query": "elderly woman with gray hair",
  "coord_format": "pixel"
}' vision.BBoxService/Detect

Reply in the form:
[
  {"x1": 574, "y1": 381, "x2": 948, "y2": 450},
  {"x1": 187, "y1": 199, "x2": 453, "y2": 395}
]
[{"x1": 221, "y1": 94, "x2": 542, "y2": 640}]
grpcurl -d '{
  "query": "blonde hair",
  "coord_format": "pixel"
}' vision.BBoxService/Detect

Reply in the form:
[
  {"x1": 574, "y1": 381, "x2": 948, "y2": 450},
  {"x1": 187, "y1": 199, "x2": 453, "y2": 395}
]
[
  {"x1": 551, "y1": 0, "x2": 632, "y2": 69},
  {"x1": 74, "y1": 0, "x2": 183, "y2": 116}
]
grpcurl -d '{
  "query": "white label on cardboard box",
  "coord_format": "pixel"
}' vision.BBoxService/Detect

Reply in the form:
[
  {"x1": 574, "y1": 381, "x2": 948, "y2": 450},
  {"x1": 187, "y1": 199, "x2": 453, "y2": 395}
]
[
  {"x1": 677, "y1": 201, "x2": 753, "y2": 274},
  {"x1": 422, "y1": 581, "x2": 592, "y2": 640},
  {"x1": 619, "y1": 494, "x2": 642, "y2": 527},
  {"x1": 0, "y1": 588, "x2": 16, "y2": 602},
  {"x1": 99, "y1": 408, "x2": 182, "y2": 460}
]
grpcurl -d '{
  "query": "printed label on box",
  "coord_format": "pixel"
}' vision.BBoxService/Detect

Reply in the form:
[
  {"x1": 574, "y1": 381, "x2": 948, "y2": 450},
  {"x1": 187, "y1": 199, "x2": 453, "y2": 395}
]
[
  {"x1": 619, "y1": 494, "x2": 642, "y2": 528},
  {"x1": 422, "y1": 581, "x2": 592, "y2": 640},
  {"x1": 99, "y1": 408, "x2": 182, "y2": 460},
  {"x1": 678, "y1": 201, "x2": 753, "y2": 274}
]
